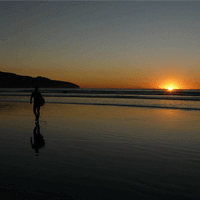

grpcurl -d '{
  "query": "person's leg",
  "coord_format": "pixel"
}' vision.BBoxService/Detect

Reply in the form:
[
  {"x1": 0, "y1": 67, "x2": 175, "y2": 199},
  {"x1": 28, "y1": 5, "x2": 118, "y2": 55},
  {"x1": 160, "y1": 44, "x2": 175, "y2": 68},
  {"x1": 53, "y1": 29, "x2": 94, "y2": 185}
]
[
  {"x1": 36, "y1": 106, "x2": 40, "y2": 120},
  {"x1": 33, "y1": 105, "x2": 37, "y2": 119}
]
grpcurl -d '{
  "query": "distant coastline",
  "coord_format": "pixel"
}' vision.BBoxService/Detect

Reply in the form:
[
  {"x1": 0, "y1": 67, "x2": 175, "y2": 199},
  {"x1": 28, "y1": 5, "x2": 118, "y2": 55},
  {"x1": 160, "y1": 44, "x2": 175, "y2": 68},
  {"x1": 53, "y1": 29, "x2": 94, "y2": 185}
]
[{"x1": 0, "y1": 71, "x2": 79, "y2": 88}]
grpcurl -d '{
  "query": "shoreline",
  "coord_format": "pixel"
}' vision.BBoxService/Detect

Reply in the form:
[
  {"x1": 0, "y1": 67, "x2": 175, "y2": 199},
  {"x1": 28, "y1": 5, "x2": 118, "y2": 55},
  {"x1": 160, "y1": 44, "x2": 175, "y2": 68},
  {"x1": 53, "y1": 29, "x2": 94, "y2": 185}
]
[{"x1": 1, "y1": 99, "x2": 200, "y2": 112}]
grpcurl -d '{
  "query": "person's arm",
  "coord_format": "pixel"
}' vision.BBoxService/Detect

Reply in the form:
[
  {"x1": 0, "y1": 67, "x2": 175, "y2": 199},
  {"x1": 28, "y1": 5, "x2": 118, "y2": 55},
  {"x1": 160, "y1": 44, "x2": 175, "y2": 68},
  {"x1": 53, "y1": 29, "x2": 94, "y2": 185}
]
[{"x1": 30, "y1": 93, "x2": 33, "y2": 104}]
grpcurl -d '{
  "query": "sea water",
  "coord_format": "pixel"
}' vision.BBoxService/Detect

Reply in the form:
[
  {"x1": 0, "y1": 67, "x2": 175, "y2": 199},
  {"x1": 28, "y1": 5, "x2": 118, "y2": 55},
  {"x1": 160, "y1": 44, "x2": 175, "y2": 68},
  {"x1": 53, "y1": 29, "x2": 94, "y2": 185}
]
[
  {"x1": 1, "y1": 88, "x2": 200, "y2": 199},
  {"x1": 1, "y1": 88, "x2": 200, "y2": 110}
]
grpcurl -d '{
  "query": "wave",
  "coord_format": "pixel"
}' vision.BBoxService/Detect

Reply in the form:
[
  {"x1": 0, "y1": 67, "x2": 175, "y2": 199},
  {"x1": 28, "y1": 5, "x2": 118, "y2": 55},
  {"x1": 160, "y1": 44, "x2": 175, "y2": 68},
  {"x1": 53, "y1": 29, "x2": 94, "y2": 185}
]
[
  {"x1": 1, "y1": 88, "x2": 200, "y2": 96},
  {"x1": 1, "y1": 88, "x2": 200, "y2": 111},
  {"x1": 1, "y1": 93, "x2": 200, "y2": 101}
]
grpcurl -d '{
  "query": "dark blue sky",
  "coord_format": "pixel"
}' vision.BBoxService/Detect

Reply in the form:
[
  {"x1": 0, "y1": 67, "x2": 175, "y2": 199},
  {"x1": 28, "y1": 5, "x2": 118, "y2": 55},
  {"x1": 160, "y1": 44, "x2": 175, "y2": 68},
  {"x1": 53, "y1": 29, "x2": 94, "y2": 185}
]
[{"x1": 1, "y1": 1, "x2": 200, "y2": 89}]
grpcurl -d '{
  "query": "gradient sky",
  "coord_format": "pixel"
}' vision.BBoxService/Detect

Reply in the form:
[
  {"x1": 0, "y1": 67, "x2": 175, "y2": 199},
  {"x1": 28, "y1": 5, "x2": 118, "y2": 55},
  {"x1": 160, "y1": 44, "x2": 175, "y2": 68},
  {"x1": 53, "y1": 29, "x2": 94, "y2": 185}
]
[{"x1": 1, "y1": 1, "x2": 200, "y2": 89}]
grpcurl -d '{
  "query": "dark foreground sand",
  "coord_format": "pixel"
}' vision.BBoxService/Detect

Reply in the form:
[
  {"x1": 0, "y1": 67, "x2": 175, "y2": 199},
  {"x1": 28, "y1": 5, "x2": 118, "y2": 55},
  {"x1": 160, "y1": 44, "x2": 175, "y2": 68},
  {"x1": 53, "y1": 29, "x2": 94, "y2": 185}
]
[{"x1": 0, "y1": 102, "x2": 200, "y2": 199}]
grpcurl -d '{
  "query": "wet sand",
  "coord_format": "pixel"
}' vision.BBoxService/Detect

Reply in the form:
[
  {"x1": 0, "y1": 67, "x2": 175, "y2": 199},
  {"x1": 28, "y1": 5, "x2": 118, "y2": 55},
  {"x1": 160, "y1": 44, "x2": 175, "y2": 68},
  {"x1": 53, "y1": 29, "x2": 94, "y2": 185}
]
[{"x1": 0, "y1": 102, "x2": 200, "y2": 199}]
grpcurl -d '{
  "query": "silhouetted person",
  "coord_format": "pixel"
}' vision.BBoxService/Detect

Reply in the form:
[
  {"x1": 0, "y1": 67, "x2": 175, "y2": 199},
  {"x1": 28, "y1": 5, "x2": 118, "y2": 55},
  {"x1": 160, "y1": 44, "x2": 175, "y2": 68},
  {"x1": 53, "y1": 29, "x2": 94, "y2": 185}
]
[
  {"x1": 30, "y1": 122, "x2": 45, "y2": 155},
  {"x1": 30, "y1": 87, "x2": 42, "y2": 121}
]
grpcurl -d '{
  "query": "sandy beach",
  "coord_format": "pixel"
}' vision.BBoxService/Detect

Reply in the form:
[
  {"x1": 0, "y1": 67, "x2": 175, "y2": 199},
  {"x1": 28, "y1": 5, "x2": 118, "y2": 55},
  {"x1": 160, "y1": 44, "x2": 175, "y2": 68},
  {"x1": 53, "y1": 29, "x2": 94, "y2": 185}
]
[{"x1": 0, "y1": 102, "x2": 200, "y2": 199}]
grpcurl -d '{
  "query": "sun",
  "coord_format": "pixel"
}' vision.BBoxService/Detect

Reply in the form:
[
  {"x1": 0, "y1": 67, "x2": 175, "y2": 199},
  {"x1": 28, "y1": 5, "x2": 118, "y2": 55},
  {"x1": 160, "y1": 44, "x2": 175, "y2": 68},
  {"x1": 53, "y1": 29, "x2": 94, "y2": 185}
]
[
  {"x1": 168, "y1": 87, "x2": 173, "y2": 91},
  {"x1": 159, "y1": 79, "x2": 180, "y2": 90}
]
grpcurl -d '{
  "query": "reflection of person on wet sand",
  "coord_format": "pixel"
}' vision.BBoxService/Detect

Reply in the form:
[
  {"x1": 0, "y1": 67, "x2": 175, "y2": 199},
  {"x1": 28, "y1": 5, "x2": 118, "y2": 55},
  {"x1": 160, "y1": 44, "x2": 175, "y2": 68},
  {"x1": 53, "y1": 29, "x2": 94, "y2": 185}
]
[
  {"x1": 30, "y1": 87, "x2": 42, "y2": 122},
  {"x1": 30, "y1": 122, "x2": 45, "y2": 154}
]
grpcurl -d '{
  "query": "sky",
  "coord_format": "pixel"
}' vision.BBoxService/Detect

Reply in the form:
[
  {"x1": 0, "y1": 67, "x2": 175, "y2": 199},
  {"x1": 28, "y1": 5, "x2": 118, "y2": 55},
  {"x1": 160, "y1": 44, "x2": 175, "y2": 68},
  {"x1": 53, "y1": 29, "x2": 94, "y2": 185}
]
[{"x1": 1, "y1": 1, "x2": 200, "y2": 89}]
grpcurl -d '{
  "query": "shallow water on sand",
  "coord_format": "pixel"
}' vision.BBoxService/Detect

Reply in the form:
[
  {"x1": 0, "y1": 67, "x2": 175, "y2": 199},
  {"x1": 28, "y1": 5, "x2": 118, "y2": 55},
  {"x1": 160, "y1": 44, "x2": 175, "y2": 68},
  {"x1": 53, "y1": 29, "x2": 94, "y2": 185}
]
[{"x1": 0, "y1": 102, "x2": 200, "y2": 199}]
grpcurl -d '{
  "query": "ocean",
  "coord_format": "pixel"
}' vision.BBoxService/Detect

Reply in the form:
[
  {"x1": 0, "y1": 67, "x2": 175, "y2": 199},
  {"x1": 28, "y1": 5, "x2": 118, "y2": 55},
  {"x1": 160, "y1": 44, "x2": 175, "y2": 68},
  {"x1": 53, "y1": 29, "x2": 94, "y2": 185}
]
[
  {"x1": 1, "y1": 88, "x2": 200, "y2": 199},
  {"x1": 1, "y1": 88, "x2": 200, "y2": 110}
]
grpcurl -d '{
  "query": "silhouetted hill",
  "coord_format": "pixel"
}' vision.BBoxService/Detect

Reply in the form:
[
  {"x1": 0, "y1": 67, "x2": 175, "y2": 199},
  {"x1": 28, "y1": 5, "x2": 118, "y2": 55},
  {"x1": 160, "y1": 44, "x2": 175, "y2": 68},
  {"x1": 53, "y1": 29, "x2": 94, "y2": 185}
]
[{"x1": 0, "y1": 71, "x2": 80, "y2": 88}]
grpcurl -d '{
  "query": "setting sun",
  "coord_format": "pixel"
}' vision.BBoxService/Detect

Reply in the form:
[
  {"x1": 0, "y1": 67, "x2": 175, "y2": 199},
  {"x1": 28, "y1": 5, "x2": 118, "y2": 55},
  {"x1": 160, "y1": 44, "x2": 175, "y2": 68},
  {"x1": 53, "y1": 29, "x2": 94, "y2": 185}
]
[
  {"x1": 168, "y1": 87, "x2": 173, "y2": 91},
  {"x1": 160, "y1": 78, "x2": 180, "y2": 90}
]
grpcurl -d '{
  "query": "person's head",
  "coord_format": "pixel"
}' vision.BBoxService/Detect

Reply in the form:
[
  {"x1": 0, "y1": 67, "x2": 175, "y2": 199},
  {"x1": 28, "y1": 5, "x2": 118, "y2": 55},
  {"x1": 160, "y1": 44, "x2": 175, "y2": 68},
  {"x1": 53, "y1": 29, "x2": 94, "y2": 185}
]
[{"x1": 35, "y1": 87, "x2": 39, "y2": 92}]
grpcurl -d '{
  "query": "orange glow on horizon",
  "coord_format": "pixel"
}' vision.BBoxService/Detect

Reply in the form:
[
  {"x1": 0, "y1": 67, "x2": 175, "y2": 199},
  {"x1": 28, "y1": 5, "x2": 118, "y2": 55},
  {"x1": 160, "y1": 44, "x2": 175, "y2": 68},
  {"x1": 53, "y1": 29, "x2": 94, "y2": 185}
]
[
  {"x1": 1, "y1": 67, "x2": 200, "y2": 90},
  {"x1": 159, "y1": 78, "x2": 181, "y2": 90}
]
